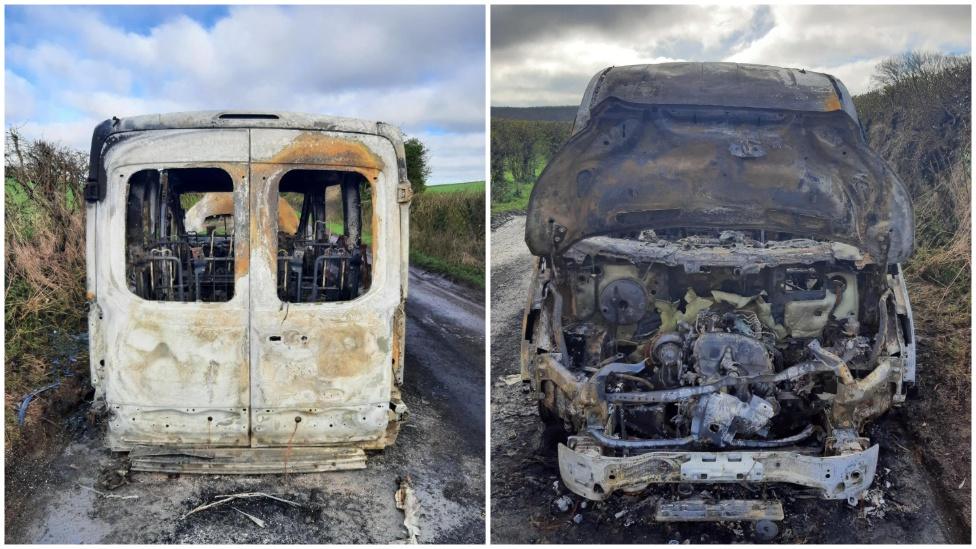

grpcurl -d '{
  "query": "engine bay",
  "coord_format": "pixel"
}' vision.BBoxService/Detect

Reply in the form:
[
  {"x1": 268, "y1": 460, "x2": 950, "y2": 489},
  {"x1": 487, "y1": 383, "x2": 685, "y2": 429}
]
[{"x1": 541, "y1": 229, "x2": 908, "y2": 455}]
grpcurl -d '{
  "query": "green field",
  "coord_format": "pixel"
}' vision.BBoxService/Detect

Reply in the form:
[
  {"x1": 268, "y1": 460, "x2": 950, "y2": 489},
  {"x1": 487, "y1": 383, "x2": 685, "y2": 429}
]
[
  {"x1": 490, "y1": 181, "x2": 533, "y2": 214},
  {"x1": 425, "y1": 180, "x2": 485, "y2": 194},
  {"x1": 328, "y1": 183, "x2": 485, "y2": 288},
  {"x1": 410, "y1": 184, "x2": 485, "y2": 287}
]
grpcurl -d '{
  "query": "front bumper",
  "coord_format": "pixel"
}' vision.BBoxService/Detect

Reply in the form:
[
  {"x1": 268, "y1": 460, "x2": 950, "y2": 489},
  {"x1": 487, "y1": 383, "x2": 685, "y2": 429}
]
[{"x1": 558, "y1": 440, "x2": 878, "y2": 502}]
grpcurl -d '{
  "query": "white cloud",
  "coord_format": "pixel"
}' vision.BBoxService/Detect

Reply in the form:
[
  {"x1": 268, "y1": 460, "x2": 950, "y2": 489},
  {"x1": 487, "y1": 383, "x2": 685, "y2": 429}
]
[
  {"x1": 423, "y1": 131, "x2": 486, "y2": 183},
  {"x1": 724, "y1": 6, "x2": 971, "y2": 93},
  {"x1": 6, "y1": 5, "x2": 485, "y2": 184},
  {"x1": 5, "y1": 71, "x2": 36, "y2": 120},
  {"x1": 492, "y1": 4, "x2": 971, "y2": 104}
]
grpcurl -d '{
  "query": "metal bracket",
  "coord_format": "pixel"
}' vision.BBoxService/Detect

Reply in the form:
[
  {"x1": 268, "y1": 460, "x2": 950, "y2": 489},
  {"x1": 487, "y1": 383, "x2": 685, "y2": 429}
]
[
  {"x1": 656, "y1": 499, "x2": 784, "y2": 522},
  {"x1": 397, "y1": 182, "x2": 414, "y2": 203}
]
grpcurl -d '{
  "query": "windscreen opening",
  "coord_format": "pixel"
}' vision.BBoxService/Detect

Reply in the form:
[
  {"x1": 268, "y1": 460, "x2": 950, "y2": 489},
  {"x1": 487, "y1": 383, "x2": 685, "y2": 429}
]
[
  {"x1": 125, "y1": 167, "x2": 237, "y2": 302},
  {"x1": 276, "y1": 169, "x2": 372, "y2": 303}
]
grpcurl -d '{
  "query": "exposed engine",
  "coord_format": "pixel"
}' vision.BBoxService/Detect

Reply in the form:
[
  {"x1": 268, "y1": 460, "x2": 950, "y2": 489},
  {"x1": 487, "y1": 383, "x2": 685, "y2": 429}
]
[{"x1": 554, "y1": 229, "x2": 893, "y2": 452}]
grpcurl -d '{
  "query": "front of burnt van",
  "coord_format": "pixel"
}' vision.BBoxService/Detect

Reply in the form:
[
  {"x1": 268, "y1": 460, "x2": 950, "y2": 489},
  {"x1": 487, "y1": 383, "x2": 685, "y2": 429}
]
[{"x1": 520, "y1": 63, "x2": 916, "y2": 525}]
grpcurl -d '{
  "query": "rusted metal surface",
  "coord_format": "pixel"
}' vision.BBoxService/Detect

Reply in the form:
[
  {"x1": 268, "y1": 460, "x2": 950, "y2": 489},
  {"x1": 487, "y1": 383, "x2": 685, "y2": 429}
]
[
  {"x1": 573, "y1": 63, "x2": 860, "y2": 129},
  {"x1": 86, "y1": 112, "x2": 411, "y2": 467},
  {"x1": 525, "y1": 63, "x2": 914, "y2": 264},
  {"x1": 557, "y1": 442, "x2": 878, "y2": 502},
  {"x1": 520, "y1": 64, "x2": 916, "y2": 521},
  {"x1": 128, "y1": 446, "x2": 367, "y2": 474},
  {"x1": 655, "y1": 499, "x2": 785, "y2": 522}
]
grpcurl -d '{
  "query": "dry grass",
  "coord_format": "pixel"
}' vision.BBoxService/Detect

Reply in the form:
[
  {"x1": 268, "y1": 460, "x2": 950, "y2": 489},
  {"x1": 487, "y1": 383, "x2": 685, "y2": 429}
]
[
  {"x1": 4, "y1": 130, "x2": 91, "y2": 457},
  {"x1": 854, "y1": 56, "x2": 971, "y2": 530},
  {"x1": 410, "y1": 189, "x2": 485, "y2": 287}
]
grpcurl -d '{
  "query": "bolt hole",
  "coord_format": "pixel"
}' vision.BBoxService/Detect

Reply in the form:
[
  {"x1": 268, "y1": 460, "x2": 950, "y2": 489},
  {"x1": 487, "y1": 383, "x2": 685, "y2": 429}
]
[
  {"x1": 295, "y1": 416, "x2": 302, "y2": 423},
  {"x1": 207, "y1": 416, "x2": 213, "y2": 422}
]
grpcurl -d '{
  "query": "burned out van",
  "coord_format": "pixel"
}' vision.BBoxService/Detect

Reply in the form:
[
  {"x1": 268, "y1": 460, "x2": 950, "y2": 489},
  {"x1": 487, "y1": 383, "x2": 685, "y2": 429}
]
[
  {"x1": 520, "y1": 63, "x2": 915, "y2": 530},
  {"x1": 84, "y1": 112, "x2": 412, "y2": 472}
]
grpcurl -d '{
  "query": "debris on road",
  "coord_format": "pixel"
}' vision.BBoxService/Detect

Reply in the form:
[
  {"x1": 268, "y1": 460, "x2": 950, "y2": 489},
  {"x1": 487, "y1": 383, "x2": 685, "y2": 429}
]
[
  {"x1": 233, "y1": 507, "x2": 267, "y2": 528},
  {"x1": 77, "y1": 483, "x2": 139, "y2": 500},
  {"x1": 553, "y1": 495, "x2": 573, "y2": 513},
  {"x1": 181, "y1": 492, "x2": 302, "y2": 520},
  {"x1": 862, "y1": 487, "x2": 889, "y2": 519},
  {"x1": 395, "y1": 476, "x2": 420, "y2": 544},
  {"x1": 16, "y1": 382, "x2": 61, "y2": 426},
  {"x1": 501, "y1": 374, "x2": 522, "y2": 386},
  {"x1": 97, "y1": 461, "x2": 131, "y2": 490}
]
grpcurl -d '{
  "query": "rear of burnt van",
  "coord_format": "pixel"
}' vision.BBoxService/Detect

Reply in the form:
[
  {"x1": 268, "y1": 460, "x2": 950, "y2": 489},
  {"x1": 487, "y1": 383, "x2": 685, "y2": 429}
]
[{"x1": 84, "y1": 112, "x2": 412, "y2": 472}]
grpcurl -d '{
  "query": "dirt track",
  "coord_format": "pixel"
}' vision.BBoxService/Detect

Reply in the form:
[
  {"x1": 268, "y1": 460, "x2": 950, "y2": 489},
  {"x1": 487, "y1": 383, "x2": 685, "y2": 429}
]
[
  {"x1": 5, "y1": 268, "x2": 485, "y2": 544},
  {"x1": 489, "y1": 216, "x2": 968, "y2": 544}
]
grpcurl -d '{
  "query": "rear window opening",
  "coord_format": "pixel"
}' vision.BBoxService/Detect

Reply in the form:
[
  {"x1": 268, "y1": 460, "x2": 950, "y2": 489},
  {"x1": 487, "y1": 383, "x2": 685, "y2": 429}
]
[
  {"x1": 276, "y1": 169, "x2": 372, "y2": 303},
  {"x1": 125, "y1": 167, "x2": 237, "y2": 302}
]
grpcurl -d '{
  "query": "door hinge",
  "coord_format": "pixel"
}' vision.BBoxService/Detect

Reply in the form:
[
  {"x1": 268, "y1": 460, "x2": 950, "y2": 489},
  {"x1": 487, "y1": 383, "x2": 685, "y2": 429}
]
[{"x1": 397, "y1": 181, "x2": 414, "y2": 203}]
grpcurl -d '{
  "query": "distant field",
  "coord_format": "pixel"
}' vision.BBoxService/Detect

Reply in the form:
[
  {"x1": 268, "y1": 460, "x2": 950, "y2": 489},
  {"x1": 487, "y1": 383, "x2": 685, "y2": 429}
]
[{"x1": 426, "y1": 180, "x2": 485, "y2": 194}]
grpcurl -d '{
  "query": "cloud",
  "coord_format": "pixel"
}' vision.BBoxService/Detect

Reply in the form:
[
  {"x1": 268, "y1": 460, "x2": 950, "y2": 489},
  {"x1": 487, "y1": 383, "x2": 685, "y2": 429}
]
[
  {"x1": 492, "y1": 4, "x2": 971, "y2": 105},
  {"x1": 5, "y1": 70, "x2": 35, "y2": 120},
  {"x1": 5, "y1": 5, "x2": 485, "y2": 184}
]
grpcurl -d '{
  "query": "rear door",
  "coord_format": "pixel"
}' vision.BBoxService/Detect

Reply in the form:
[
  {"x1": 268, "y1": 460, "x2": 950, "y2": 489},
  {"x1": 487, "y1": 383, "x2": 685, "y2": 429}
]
[
  {"x1": 247, "y1": 129, "x2": 402, "y2": 447},
  {"x1": 97, "y1": 129, "x2": 251, "y2": 448}
]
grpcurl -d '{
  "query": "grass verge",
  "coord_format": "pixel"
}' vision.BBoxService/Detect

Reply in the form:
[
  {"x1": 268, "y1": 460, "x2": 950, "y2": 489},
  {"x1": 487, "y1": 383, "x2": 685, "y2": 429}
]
[{"x1": 410, "y1": 188, "x2": 485, "y2": 289}]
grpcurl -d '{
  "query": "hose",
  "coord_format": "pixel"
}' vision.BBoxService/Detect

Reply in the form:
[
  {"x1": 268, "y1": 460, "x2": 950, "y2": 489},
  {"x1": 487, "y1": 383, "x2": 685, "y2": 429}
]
[
  {"x1": 602, "y1": 360, "x2": 835, "y2": 404},
  {"x1": 728, "y1": 424, "x2": 817, "y2": 448},
  {"x1": 587, "y1": 427, "x2": 695, "y2": 449}
]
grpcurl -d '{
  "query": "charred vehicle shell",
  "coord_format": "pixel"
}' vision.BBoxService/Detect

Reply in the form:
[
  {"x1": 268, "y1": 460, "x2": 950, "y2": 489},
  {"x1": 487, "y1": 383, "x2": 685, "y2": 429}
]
[
  {"x1": 520, "y1": 63, "x2": 915, "y2": 522},
  {"x1": 85, "y1": 111, "x2": 413, "y2": 473}
]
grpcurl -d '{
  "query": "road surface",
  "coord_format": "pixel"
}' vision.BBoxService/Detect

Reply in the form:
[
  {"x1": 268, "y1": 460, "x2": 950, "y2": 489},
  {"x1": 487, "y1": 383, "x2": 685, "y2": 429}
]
[{"x1": 6, "y1": 268, "x2": 486, "y2": 544}]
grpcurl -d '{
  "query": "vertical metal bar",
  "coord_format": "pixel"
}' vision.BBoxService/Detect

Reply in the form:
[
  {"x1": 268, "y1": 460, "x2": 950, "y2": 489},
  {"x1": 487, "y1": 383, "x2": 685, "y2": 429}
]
[{"x1": 341, "y1": 178, "x2": 362, "y2": 244}]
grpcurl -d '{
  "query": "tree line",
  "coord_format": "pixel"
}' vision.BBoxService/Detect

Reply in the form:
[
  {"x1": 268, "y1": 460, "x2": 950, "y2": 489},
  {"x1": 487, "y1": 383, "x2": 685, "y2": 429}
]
[{"x1": 490, "y1": 118, "x2": 572, "y2": 202}]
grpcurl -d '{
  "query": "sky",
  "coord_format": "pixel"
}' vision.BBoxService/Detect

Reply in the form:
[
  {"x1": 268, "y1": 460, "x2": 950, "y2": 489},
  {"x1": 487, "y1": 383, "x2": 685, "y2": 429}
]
[
  {"x1": 5, "y1": 5, "x2": 486, "y2": 184},
  {"x1": 492, "y1": 4, "x2": 972, "y2": 106}
]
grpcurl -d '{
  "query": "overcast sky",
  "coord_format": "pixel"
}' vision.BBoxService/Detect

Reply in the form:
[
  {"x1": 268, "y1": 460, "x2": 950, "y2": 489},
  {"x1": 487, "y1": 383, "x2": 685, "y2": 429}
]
[
  {"x1": 6, "y1": 5, "x2": 485, "y2": 184},
  {"x1": 492, "y1": 4, "x2": 972, "y2": 106}
]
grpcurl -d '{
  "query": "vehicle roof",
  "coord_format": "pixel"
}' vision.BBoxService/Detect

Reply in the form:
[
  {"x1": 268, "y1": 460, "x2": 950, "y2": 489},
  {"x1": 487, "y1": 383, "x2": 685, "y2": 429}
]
[
  {"x1": 575, "y1": 62, "x2": 859, "y2": 129},
  {"x1": 85, "y1": 111, "x2": 406, "y2": 202},
  {"x1": 100, "y1": 110, "x2": 392, "y2": 135}
]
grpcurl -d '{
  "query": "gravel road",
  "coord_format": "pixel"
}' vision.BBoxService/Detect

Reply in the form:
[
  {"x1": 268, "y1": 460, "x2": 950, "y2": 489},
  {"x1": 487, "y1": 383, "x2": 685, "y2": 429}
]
[
  {"x1": 490, "y1": 215, "x2": 964, "y2": 544},
  {"x1": 6, "y1": 268, "x2": 486, "y2": 544}
]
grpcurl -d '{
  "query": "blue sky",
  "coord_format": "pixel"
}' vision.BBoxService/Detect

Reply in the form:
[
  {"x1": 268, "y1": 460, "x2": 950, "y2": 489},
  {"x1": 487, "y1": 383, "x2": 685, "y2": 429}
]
[
  {"x1": 492, "y1": 5, "x2": 972, "y2": 106},
  {"x1": 6, "y1": 5, "x2": 486, "y2": 184}
]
